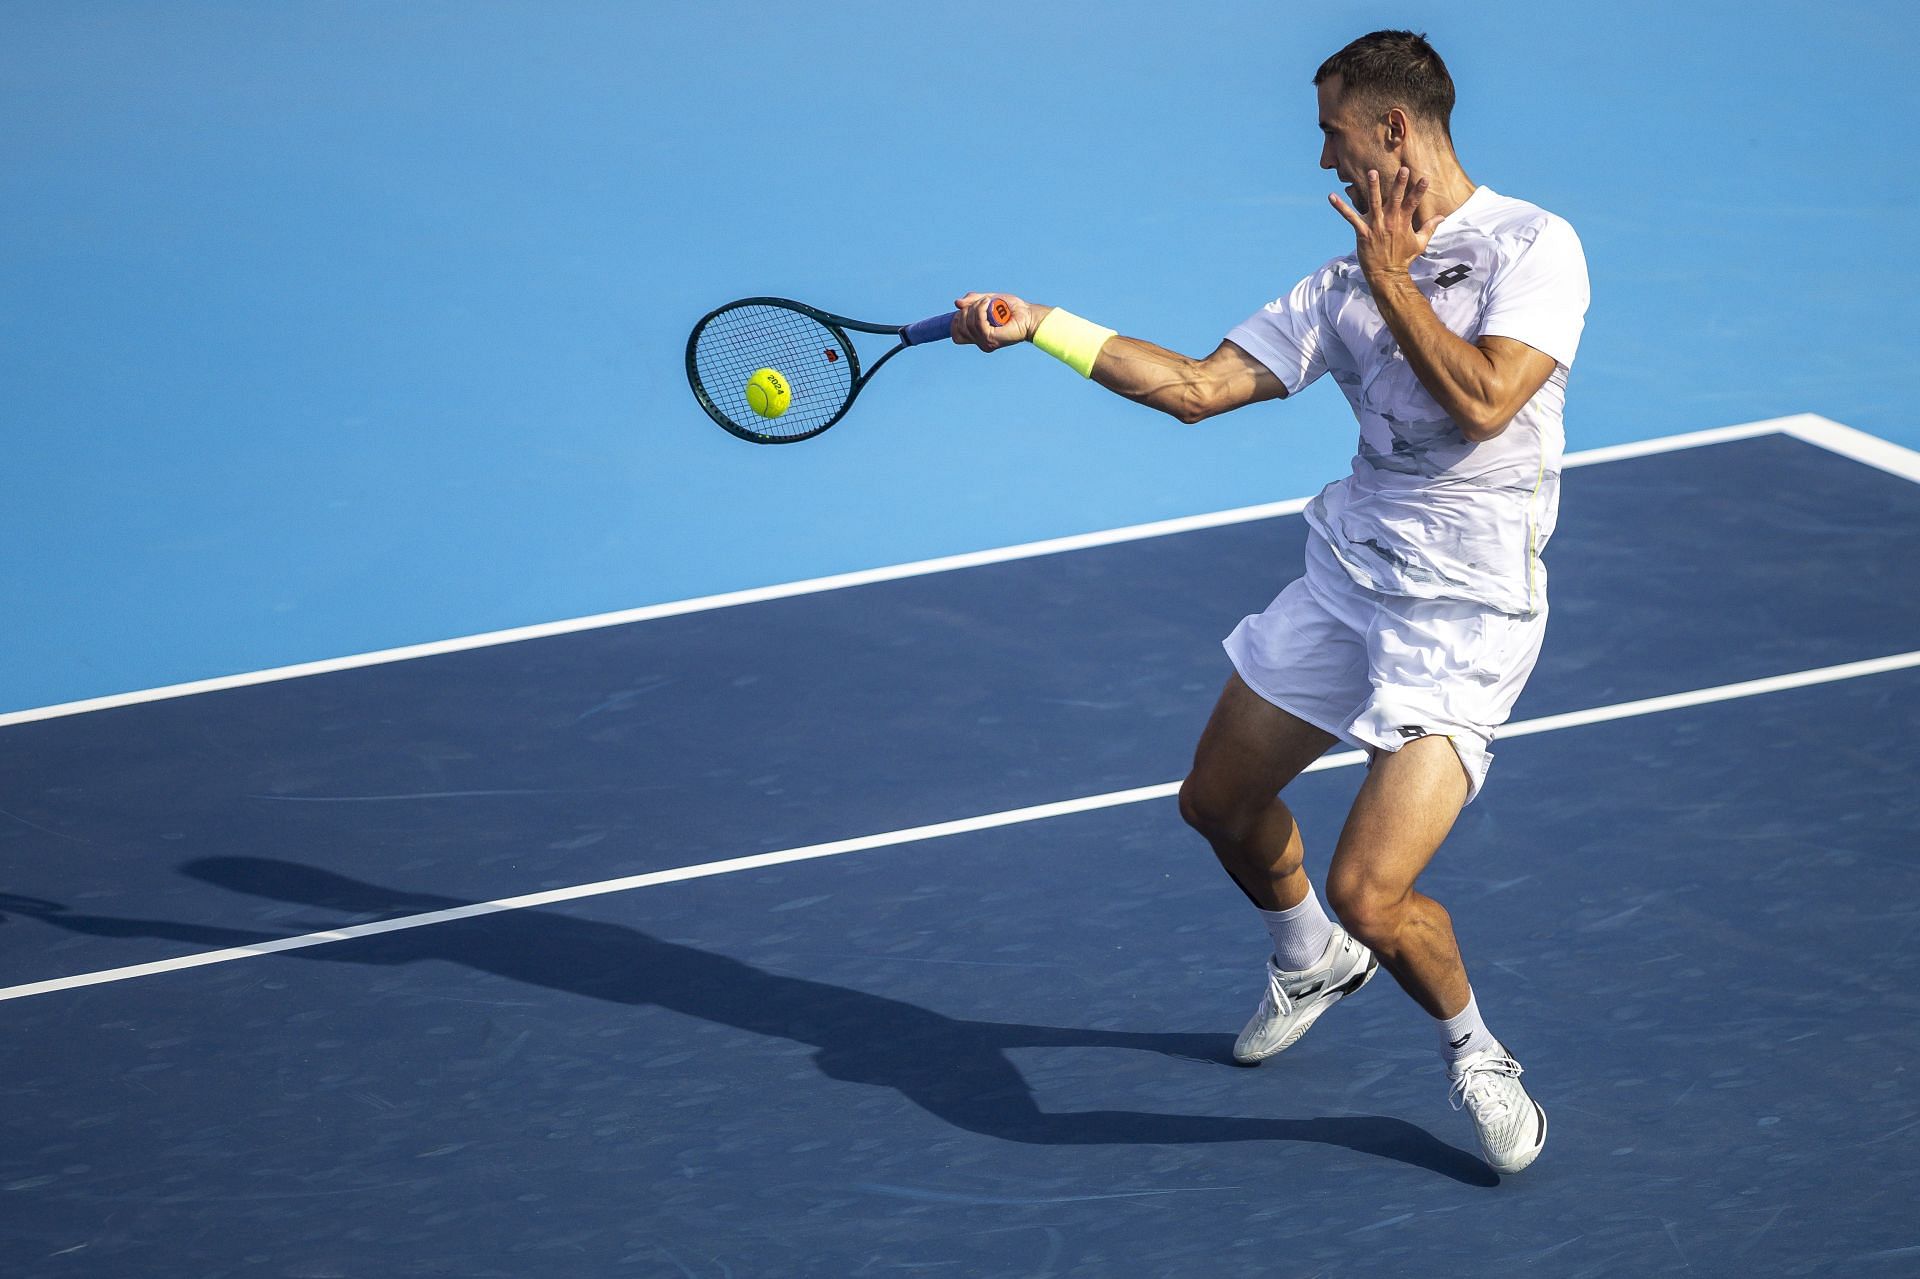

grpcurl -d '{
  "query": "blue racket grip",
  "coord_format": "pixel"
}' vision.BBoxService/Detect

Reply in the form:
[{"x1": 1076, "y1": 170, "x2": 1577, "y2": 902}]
[{"x1": 901, "y1": 297, "x2": 1011, "y2": 346}]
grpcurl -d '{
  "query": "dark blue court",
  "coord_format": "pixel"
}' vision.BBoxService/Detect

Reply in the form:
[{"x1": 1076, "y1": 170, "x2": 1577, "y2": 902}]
[{"x1": 3, "y1": 428, "x2": 1918, "y2": 1277}]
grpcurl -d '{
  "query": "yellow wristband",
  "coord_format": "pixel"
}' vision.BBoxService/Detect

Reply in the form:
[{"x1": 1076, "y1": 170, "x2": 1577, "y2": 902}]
[{"x1": 1031, "y1": 308, "x2": 1116, "y2": 378}]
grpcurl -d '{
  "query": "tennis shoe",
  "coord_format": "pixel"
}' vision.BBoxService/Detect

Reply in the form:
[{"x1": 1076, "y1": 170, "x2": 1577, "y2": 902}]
[
  {"x1": 1232, "y1": 925, "x2": 1377, "y2": 1064},
  {"x1": 1449, "y1": 1046, "x2": 1547, "y2": 1174}
]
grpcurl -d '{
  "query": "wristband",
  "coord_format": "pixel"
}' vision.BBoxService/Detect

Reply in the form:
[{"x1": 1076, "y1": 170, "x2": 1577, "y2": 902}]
[{"x1": 1031, "y1": 308, "x2": 1116, "y2": 378}]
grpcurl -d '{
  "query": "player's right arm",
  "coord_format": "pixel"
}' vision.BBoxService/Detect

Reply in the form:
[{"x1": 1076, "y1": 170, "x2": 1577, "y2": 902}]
[{"x1": 950, "y1": 294, "x2": 1286, "y2": 424}]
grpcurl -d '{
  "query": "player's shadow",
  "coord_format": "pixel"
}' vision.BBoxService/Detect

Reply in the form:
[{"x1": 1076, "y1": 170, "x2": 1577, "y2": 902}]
[{"x1": 1, "y1": 860, "x2": 1494, "y2": 1186}]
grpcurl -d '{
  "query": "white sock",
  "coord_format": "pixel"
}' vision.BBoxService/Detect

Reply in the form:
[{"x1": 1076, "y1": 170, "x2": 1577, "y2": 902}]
[
  {"x1": 1437, "y1": 990, "x2": 1500, "y2": 1066},
  {"x1": 1258, "y1": 888, "x2": 1335, "y2": 971}
]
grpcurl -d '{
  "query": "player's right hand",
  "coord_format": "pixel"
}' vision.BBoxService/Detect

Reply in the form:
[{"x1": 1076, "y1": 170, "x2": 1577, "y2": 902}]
[{"x1": 951, "y1": 292, "x2": 1043, "y2": 351}]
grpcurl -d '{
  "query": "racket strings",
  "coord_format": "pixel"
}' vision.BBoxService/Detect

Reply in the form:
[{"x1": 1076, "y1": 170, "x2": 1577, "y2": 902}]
[{"x1": 692, "y1": 305, "x2": 856, "y2": 439}]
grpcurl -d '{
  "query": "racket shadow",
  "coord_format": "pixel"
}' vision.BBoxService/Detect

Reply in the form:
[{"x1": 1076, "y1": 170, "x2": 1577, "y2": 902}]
[{"x1": 3, "y1": 860, "x2": 1494, "y2": 1187}]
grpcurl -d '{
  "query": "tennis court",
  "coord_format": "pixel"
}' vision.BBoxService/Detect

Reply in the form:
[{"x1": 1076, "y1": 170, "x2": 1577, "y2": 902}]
[
  {"x1": 4, "y1": 418, "x2": 1917, "y2": 1276},
  {"x1": 7, "y1": 5, "x2": 1919, "y2": 1276}
]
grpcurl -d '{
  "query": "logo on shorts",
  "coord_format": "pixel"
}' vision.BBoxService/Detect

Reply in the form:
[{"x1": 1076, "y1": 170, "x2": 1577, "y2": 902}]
[
  {"x1": 1395, "y1": 725, "x2": 1430, "y2": 740},
  {"x1": 1434, "y1": 264, "x2": 1473, "y2": 288}
]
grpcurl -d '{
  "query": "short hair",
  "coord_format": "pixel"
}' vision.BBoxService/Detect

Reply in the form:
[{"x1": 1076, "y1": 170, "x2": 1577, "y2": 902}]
[{"x1": 1314, "y1": 30, "x2": 1456, "y2": 138}]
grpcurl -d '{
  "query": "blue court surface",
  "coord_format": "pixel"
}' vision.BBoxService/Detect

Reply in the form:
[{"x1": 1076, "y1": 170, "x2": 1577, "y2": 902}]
[
  {"x1": 6, "y1": 7, "x2": 1920, "y2": 1274},
  {"x1": 3, "y1": 420, "x2": 1918, "y2": 1277}
]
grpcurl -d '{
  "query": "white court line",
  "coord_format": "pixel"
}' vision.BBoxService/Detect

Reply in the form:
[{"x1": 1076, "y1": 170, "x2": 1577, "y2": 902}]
[
  {"x1": 1781, "y1": 416, "x2": 1920, "y2": 484},
  {"x1": 4, "y1": 413, "x2": 1908, "y2": 731},
  {"x1": 3, "y1": 647, "x2": 1916, "y2": 1006}
]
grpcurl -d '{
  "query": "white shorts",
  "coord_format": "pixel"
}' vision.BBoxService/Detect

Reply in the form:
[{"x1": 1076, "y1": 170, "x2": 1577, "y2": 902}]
[{"x1": 1222, "y1": 533, "x2": 1546, "y2": 803}]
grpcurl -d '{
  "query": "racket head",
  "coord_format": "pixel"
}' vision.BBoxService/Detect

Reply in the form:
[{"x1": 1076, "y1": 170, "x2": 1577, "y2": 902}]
[{"x1": 686, "y1": 298, "x2": 863, "y2": 443}]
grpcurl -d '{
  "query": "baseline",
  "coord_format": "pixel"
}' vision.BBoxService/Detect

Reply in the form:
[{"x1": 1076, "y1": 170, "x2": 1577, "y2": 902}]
[{"x1": 2, "y1": 414, "x2": 1890, "y2": 730}]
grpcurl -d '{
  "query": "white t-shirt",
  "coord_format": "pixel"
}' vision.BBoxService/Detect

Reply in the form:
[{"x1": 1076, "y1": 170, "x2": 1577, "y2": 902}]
[{"x1": 1226, "y1": 185, "x2": 1590, "y2": 616}]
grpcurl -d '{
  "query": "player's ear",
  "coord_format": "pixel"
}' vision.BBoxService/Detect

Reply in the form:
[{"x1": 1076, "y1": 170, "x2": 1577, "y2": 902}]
[{"x1": 1384, "y1": 106, "x2": 1409, "y2": 148}]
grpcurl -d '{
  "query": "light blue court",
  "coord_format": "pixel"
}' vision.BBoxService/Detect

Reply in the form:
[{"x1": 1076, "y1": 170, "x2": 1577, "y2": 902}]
[{"x1": 3, "y1": 1, "x2": 1917, "y2": 713}]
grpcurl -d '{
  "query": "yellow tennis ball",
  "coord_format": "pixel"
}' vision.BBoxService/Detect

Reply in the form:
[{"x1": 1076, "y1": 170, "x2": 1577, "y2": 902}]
[{"x1": 745, "y1": 367, "x2": 791, "y2": 419}]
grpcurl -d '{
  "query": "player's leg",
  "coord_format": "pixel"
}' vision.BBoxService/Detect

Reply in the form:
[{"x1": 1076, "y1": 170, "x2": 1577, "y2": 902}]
[
  {"x1": 1322, "y1": 734, "x2": 1470, "y2": 1016},
  {"x1": 1177, "y1": 671, "x2": 1336, "y2": 912},
  {"x1": 1325, "y1": 735, "x2": 1545, "y2": 1173},
  {"x1": 1179, "y1": 673, "x2": 1379, "y2": 1064}
]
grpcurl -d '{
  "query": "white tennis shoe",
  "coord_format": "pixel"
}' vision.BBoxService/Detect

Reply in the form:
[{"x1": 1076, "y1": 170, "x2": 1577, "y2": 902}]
[
  {"x1": 1449, "y1": 1046, "x2": 1547, "y2": 1174},
  {"x1": 1232, "y1": 925, "x2": 1378, "y2": 1064}
]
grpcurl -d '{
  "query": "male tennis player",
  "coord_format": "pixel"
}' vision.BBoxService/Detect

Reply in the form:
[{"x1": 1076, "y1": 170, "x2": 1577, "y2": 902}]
[{"x1": 950, "y1": 29, "x2": 1588, "y2": 1174}]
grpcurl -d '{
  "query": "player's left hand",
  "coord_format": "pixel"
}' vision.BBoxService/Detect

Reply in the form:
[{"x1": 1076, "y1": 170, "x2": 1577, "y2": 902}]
[{"x1": 1329, "y1": 167, "x2": 1435, "y2": 281}]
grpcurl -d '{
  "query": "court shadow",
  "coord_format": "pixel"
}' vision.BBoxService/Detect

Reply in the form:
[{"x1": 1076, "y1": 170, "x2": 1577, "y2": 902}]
[{"x1": 0, "y1": 863, "x2": 1495, "y2": 1187}]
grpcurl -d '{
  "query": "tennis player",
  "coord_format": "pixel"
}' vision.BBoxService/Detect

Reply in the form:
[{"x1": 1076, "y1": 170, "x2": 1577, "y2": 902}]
[{"x1": 950, "y1": 29, "x2": 1588, "y2": 1174}]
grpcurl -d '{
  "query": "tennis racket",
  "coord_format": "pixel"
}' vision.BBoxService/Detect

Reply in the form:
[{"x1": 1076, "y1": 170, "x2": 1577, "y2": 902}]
[{"x1": 685, "y1": 296, "x2": 1010, "y2": 444}]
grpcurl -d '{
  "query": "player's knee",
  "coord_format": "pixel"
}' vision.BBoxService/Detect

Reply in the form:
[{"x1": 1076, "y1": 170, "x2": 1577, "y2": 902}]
[
  {"x1": 1178, "y1": 774, "x2": 1249, "y2": 845},
  {"x1": 1176, "y1": 776, "x2": 1214, "y2": 836},
  {"x1": 1324, "y1": 873, "x2": 1402, "y2": 945}
]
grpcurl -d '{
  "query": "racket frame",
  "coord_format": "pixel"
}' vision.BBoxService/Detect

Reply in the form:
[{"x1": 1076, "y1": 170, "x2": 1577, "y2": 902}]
[{"x1": 686, "y1": 296, "x2": 934, "y2": 444}]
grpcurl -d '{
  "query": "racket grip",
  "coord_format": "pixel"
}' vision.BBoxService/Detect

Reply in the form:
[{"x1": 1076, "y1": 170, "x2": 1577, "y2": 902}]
[
  {"x1": 901, "y1": 313, "x2": 957, "y2": 346},
  {"x1": 901, "y1": 297, "x2": 1011, "y2": 346}
]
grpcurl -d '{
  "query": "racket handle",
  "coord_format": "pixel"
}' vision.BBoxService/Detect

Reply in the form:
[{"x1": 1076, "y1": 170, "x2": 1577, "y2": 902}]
[{"x1": 900, "y1": 297, "x2": 1011, "y2": 346}]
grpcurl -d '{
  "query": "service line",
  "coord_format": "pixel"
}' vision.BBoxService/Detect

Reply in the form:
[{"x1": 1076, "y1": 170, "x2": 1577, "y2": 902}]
[{"x1": 2, "y1": 647, "x2": 1915, "y2": 1005}]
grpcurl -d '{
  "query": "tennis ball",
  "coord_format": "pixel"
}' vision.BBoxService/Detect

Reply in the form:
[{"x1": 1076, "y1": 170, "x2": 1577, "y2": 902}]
[{"x1": 745, "y1": 367, "x2": 791, "y2": 419}]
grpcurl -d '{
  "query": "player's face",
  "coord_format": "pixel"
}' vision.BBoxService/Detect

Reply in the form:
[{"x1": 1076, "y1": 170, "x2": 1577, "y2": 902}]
[{"x1": 1316, "y1": 76, "x2": 1394, "y2": 214}]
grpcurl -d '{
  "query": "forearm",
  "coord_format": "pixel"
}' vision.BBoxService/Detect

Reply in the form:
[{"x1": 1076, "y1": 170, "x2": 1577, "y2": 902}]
[
  {"x1": 1028, "y1": 305, "x2": 1218, "y2": 424},
  {"x1": 950, "y1": 294, "x2": 1279, "y2": 422},
  {"x1": 1367, "y1": 271, "x2": 1509, "y2": 441},
  {"x1": 1093, "y1": 337, "x2": 1221, "y2": 422}
]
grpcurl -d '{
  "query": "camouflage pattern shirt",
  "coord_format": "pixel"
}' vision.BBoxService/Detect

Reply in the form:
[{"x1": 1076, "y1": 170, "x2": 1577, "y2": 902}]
[{"x1": 1227, "y1": 185, "x2": 1590, "y2": 616}]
